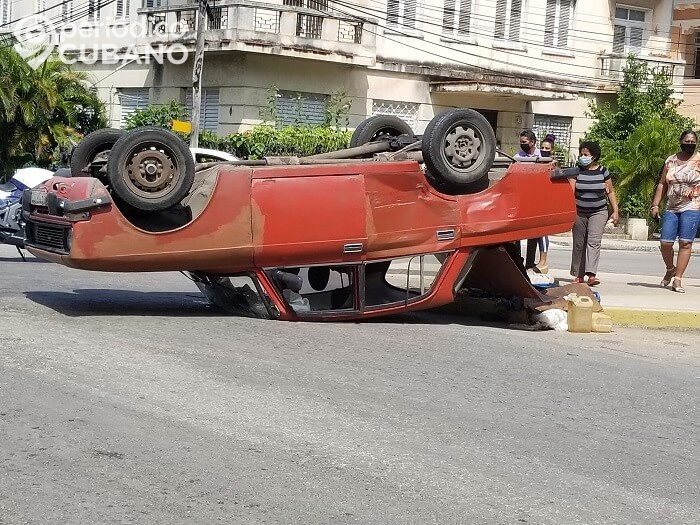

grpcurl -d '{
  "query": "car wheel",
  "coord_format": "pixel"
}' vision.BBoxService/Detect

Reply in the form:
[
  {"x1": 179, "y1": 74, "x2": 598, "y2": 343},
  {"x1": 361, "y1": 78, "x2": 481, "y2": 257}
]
[
  {"x1": 107, "y1": 127, "x2": 195, "y2": 212},
  {"x1": 70, "y1": 128, "x2": 126, "y2": 177},
  {"x1": 421, "y1": 109, "x2": 495, "y2": 190},
  {"x1": 349, "y1": 115, "x2": 414, "y2": 148}
]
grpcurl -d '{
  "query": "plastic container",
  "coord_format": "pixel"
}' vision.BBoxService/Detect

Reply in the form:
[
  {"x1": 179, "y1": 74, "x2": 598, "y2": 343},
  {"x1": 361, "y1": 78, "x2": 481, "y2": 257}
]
[
  {"x1": 592, "y1": 312, "x2": 613, "y2": 333},
  {"x1": 567, "y1": 294, "x2": 593, "y2": 333}
]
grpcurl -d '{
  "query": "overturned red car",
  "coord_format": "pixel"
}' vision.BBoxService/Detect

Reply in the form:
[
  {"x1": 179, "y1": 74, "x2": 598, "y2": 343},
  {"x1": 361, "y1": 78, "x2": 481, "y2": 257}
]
[{"x1": 23, "y1": 109, "x2": 576, "y2": 321}]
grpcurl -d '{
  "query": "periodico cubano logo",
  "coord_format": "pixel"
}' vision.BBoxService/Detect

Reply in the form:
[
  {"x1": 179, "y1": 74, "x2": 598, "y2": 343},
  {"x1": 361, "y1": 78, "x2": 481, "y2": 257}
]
[{"x1": 12, "y1": 14, "x2": 56, "y2": 69}]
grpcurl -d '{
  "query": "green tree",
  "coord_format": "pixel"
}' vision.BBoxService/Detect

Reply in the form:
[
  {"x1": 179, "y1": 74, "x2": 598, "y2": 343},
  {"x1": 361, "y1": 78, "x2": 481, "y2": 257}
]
[
  {"x1": 584, "y1": 56, "x2": 694, "y2": 213},
  {"x1": 0, "y1": 48, "x2": 106, "y2": 179}
]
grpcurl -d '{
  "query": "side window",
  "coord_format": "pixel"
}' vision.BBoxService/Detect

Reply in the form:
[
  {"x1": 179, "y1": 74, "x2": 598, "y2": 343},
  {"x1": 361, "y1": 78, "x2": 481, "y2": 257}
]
[
  {"x1": 276, "y1": 91, "x2": 329, "y2": 126},
  {"x1": 267, "y1": 265, "x2": 357, "y2": 314},
  {"x1": 365, "y1": 252, "x2": 452, "y2": 308}
]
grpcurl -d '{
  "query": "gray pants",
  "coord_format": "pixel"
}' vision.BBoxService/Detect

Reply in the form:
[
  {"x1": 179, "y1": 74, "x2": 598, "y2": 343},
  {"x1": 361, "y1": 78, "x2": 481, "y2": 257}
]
[{"x1": 571, "y1": 210, "x2": 608, "y2": 277}]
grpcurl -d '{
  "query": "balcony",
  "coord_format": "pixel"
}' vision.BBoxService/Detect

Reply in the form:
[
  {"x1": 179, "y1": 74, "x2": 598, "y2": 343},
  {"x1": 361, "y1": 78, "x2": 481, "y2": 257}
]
[
  {"x1": 137, "y1": 1, "x2": 377, "y2": 66},
  {"x1": 598, "y1": 53, "x2": 685, "y2": 92}
]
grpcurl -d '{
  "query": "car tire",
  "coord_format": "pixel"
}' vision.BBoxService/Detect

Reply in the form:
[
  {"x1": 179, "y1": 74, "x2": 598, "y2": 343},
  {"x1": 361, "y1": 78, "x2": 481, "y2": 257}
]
[
  {"x1": 349, "y1": 115, "x2": 414, "y2": 148},
  {"x1": 70, "y1": 128, "x2": 126, "y2": 177},
  {"x1": 421, "y1": 109, "x2": 495, "y2": 190},
  {"x1": 107, "y1": 127, "x2": 195, "y2": 212}
]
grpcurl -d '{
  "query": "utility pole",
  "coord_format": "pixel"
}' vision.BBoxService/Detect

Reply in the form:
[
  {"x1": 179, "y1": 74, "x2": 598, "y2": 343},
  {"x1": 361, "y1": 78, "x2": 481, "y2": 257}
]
[{"x1": 190, "y1": 0, "x2": 208, "y2": 148}]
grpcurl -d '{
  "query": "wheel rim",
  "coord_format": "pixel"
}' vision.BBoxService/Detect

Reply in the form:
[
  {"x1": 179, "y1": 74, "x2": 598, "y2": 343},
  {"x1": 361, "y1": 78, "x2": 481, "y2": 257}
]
[
  {"x1": 371, "y1": 127, "x2": 402, "y2": 142},
  {"x1": 444, "y1": 124, "x2": 483, "y2": 169},
  {"x1": 121, "y1": 144, "x2": 181, "y2": 199}
]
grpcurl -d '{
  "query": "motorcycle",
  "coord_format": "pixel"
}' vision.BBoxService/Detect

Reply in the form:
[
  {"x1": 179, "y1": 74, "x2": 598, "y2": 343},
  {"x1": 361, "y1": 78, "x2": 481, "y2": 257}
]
[{"x1": 0, "y1": 167, "x2": 56, "y2": 259}]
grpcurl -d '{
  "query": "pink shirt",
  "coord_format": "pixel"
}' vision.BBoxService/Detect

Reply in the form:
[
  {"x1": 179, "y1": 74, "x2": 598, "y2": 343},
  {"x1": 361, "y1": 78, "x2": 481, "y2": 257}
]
[{"x1": 664, "y1": 154, "x2": 700, "y2": 212}]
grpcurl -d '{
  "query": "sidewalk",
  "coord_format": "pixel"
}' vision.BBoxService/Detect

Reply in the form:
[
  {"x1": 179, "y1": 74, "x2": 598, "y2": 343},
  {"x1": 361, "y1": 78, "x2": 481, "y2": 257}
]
[{"x1": 549, "y1": 232, "x2": 700, "y2": 254}]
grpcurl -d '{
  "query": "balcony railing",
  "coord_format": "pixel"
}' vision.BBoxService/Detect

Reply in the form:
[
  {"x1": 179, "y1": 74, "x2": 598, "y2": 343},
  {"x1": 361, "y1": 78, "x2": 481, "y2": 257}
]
[
  {"x1": 599, "y1": 53, "x2": 685, "y2": 90},
  {"x1": 138, "y1": 1, "x2": 372, "y2": 50}
]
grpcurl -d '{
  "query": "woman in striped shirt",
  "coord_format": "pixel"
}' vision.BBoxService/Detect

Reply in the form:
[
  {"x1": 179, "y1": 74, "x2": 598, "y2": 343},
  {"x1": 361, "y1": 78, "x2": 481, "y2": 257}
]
[{"x1": 570, "y1": 141, "x2": 619, "y2": 286}]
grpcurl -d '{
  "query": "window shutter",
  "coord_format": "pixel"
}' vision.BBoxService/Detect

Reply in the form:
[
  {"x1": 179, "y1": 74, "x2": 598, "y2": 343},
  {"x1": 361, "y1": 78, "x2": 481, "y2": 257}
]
[
  {"x1": 544, "y1": 0, "x2": 556, "y2": 46},
  {"x1": 613, "y1": 25, "x2": 625, "y2": 53},
  {"x1": 442, "y1": 0, "x2": 456, "y2": 33},
  {"x1": 186, "y1": 88, "x2": 220, "y2": 132},
  {"x1": 457, "y1": 0, "x2": 471, "y2": 35},
  {"x1": 387, "y1": 0, "x2": 399, "y2": 26},
  {"x1": 0, "y1": 0, "x2": 11, "y2": 25},
  {"x1": 509, "y1": 0, "x2": 521, "y2": 41},
  {"x1": 628, "y1": 26, "x2": 643, "y2": 54},
  {"x1": 494, "y1": 0, "x2": 507, "y2": 39},
  {"x1": 404, "y1": 0, "x2": 417, "y2": 29},
  {"x1": 119, "y1": 89, "x2": 150, "y2": 127},
  {"x1": 557, "y1": 0, "x2": 570, "y2": 47}
]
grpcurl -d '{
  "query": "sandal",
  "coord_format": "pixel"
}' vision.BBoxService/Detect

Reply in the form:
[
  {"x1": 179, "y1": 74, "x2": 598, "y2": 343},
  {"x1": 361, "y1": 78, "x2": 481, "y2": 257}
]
[
  {"x1": 672, "y1": 278, "x2": 686, "y2": 294},
  {"x1": 587, "y1": 276, "x2": 600, "y2": 287},
  {"x1": 535, "y1": 264, "x2": 549, "y2": 274},
  {"x1": 660, "y1": 266, "x2": 676, "y2": 287},
  {"x1": 573, "y1": 276, "x2": 585, "y2": 284}
]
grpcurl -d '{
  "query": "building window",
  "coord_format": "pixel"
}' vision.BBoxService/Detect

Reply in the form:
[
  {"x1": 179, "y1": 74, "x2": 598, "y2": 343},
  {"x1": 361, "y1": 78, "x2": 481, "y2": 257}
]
[
  {"x1": 371, "y1": 100, "x2": 418, "y2": 130},
  {"x1": 185, "y1": 88, "x2": 220, "y2": 133},
  {"x1": 1, "y1": 0, "x2": 12, "y2": 25},
  {"x1": 494, "y1": 0, "x2": 522, "y2": 41},
  {"x1": 36, "y1": 0, "x2": 47, "y2": 12},
  {"x1": 119, "y1": 88, "x2": 150, "y2": 128},
  {"x1": 613, "y1": 6, "x2": 646, "y2": 55},
  {"x1": 284, "y1": 0, "x2": 328, "y2": 39},
  {"x1": 694, "y1": 32, "x2": 700, "y2": 80},
  {"x1": 442, "y1": 0, "x2": 472, "y2": 36},
  {"x1": 544, "y1": 0, "x2": 572, "y2": 48},
  {"x1": 276, "y1": 91, "x2": 329, "y2": 126},
  {"x1": 533, "y1": 115, "x2": 572, "y2": 163},
  {"x1": 144, "y1": 0, "x2": 162, "y2": 7},
  {"x1": 88, "y1": 0, "x2": 101, "y2": 21},
  {"x1": 116, "y1": 0, "x2": 130, "y2": 19},
  {"x1": 387, "y1": 0, "x2": 418, "y2": 30}
]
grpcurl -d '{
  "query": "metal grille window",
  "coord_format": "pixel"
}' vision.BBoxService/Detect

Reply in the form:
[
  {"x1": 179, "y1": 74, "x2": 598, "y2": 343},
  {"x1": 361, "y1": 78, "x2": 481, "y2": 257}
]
[
  {"x1": 0, "y1": 0, "x2": 11, "y2": 26},
  {"x1": 276, "y1": 91, "x2": 328, "y2": 126},
  {"x1": 185, "y1": 88, "x2": 220, "y2": 133},
  {"x1": 371, "y1": 100, "x2": 418, "y2": 130},
  {"x1": 544, "y1": 0, "x2": 572, "y2": 48},
  {"x1": 116, "y1": 0, "x2": 130, "y2": 19},
  {"x1": 119, "y1": 88, "x2": 150, "y2": 127},
  {"x1": 533, "y1": 115, "x2": 572, "y2": 162},
  {"x1": 387, "y1": 0, "x2": 418, "y2": 30},
  {"x1": 495, "y1": 0, "x2": 522, "y2": 41},
  {"x1": 613, "y1": 6, "x2": 645, "y2": 55},
  {"x1": 254, "y1": 8, "x2": 280, "y2": 33},
  {"x1": 284, "y1": 0, "x2": 327, "y2": 39},
  {"x1": 442, "y1": 0, "x2": 472, "y2": 36}
]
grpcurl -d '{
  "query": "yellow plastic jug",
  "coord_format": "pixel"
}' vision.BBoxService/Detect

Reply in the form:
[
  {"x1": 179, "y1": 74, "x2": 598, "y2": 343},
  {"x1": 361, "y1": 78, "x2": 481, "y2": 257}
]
[
  {"x1": 592, "y1": 312, "x2": 613, "y2": 333},
  {"x1": 567, "y1": 294, "x2": 593, "y2": 333}
]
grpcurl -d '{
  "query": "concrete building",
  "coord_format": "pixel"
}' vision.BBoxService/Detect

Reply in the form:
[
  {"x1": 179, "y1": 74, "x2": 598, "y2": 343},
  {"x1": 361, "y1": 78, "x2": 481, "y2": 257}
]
[
  {"x1": 673, "y1": 1, "x2": 700, "y2": 123},
  {"x1": 2, "y1": 0, "x2": 682, "y2": 156}
]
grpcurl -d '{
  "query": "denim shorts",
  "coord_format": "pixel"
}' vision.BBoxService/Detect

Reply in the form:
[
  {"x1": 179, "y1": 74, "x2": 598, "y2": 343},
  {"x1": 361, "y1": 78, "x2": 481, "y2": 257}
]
[{"x1": 660, "y1": 210, "x2": 700, "y2": 243}]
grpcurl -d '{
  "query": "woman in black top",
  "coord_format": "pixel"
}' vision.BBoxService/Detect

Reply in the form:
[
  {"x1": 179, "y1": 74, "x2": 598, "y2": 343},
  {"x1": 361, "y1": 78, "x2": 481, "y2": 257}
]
[{"x1": 570, "y1": 141, "x2": 619, "y2": 286}]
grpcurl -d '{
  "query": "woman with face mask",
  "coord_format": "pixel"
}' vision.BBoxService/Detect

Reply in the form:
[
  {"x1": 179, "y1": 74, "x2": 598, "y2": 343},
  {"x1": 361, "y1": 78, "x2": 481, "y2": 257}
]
[
  {"x1": 570, "y1": 141, "x2": 619, "y2": 286},
  {"x1": 649, "y1": 130, "x2": 700, "y2": 293}
]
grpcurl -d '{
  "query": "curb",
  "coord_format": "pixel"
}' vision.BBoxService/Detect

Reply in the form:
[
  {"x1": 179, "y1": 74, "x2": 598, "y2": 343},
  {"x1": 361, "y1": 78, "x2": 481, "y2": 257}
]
[
  {"x1": 550, "y1": 236, "x2": 700, "y2": 254},
  {"x1": 601, "y1": 307, "x2": 700, "y2": 330}
]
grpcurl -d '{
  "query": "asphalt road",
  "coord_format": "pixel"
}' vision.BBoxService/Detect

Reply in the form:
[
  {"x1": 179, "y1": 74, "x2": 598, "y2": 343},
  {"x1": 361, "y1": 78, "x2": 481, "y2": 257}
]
[{"x1": 1, "y1": 246, "x2": 699, "y2": 524}]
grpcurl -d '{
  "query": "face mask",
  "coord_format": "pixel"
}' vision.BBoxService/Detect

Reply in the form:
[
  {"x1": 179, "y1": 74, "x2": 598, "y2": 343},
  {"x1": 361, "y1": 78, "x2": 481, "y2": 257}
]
[
  {"x1": 520, "y1": 143, "x2": 531, "y2": 153},
  {"x1": 540, "y1": 150, "x2": 551, "y2": 158},
  {"x1": 579, "y1": 155, "x2": 593, "y2": 167},
  {"x1": 680, "y1": 143, "x2": 696, "y2": 154}
]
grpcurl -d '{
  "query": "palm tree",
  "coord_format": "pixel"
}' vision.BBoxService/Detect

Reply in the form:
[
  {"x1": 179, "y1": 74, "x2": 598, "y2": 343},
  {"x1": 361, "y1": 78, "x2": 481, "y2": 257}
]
[{"x1": 0, "y1": 48, "x2": 106, "y2": 179}]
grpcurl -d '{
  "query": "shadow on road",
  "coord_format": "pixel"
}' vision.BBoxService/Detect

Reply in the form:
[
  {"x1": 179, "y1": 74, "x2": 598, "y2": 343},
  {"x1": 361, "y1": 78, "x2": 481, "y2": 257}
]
[{"x1": 24, "y1": 289, "x2": 220, "y2": 317}]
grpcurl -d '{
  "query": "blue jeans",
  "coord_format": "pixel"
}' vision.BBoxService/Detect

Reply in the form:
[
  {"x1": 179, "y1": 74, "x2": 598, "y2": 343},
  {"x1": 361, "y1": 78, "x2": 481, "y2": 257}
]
[{"x1": 660, "y1": 210, "x2": 700, "y2": 243}]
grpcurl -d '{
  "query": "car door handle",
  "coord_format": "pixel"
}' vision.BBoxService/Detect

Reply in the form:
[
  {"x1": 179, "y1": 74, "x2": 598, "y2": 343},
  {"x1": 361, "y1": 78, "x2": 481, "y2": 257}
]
[{"x1": 343, "y1": 243, "x2": 363, "y2": 253}]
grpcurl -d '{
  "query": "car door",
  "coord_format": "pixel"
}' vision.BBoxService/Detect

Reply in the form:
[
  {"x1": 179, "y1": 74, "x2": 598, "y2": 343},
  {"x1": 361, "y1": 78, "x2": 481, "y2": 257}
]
[{"x1": 250, "y1": 164, "x2": 368, "y2": 268}]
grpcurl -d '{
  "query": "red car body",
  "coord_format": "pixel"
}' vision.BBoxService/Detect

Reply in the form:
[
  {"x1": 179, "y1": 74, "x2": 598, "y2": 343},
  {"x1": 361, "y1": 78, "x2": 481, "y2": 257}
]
[{"x1": 25, "y1": 160, "x2": 574, "y2": 321}]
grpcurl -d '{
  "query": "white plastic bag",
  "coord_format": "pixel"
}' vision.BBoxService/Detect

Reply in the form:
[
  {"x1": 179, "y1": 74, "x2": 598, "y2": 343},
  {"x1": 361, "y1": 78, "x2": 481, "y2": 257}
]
[{"x1": 532, "y1": 309, "x2": 568, "y2": 331}]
